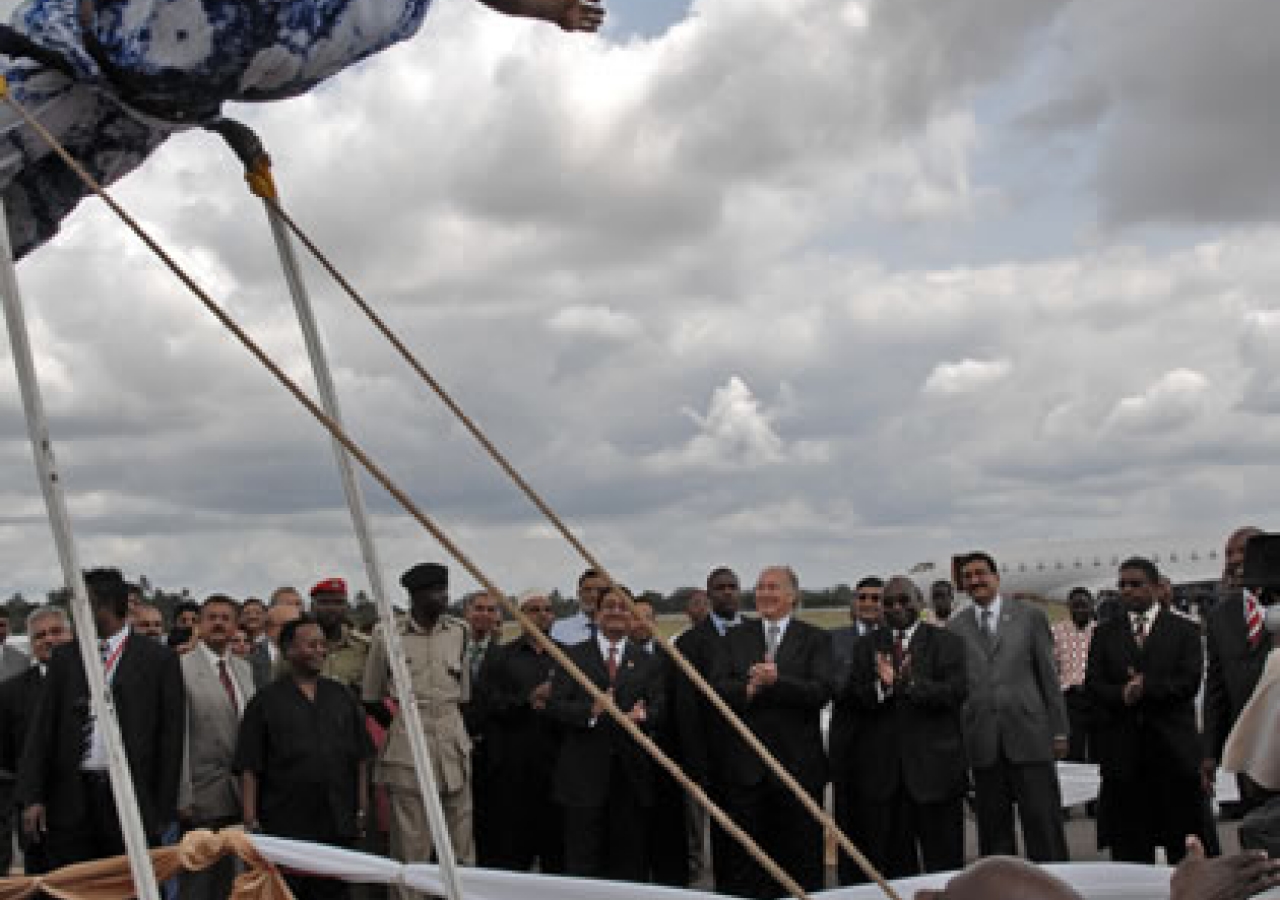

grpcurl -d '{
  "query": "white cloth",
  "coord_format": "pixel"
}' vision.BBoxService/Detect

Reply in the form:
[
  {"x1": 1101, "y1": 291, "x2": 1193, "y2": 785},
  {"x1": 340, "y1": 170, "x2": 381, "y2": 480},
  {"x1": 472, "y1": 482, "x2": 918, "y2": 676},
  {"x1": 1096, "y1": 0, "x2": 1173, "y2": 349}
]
[
  {"x1": 82, "y1": 625, "x2": 130, "y2": 771},
  {"x1": 1224, "y1": 647, "x2": 1280, "y2": 789}
]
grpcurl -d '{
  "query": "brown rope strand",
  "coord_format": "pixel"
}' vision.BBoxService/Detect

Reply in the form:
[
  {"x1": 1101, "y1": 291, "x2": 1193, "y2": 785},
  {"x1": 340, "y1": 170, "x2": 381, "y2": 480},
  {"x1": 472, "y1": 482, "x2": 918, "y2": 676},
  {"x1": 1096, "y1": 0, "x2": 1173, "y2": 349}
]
[{"x1": 0, "y1": 89, "x2": 816, "y2": 900}]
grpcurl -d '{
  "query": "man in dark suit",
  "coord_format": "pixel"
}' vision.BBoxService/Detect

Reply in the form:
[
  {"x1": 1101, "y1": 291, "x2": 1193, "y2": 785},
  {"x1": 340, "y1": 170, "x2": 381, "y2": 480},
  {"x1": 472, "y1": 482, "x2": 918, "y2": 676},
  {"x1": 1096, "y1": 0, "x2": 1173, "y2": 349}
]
[
  {"x1": 17, "y1": 568, "x2": 185, "y2": 868},
  {"x1": 830, "y1": 577, "x2": 885, "y2": 684},
  {"x1": 0, "y1": 606, "x2": 72, "y2": 874},
  {"x1": 548, "y1": 586, "x2": 665, "y2": 881},
  {"x1": 713, "y1": 565, "x2": 832, "y2": 898},
  {"x1": 837, "y1": 576, "x2": 968, "y2": 880},
  {"x1": 673, "y1": 566, "x2": 743, "y2": 891},
  {"x1": 1086, "y1": 557, "x2": 1207, "y2": 864},
  {"x1": 1204, "y1": 526, "x2": 1272, "y2": 816},
  {"x1": 949, "y1": 551, "x2": 1069, "y2": 862}
]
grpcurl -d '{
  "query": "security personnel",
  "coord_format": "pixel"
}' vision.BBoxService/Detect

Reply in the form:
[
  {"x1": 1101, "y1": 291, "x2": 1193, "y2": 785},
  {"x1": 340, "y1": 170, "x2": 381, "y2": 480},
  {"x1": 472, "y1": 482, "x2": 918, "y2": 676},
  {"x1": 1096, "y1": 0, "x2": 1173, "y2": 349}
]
[
  {"x1": 362, "y1": 563, "x2": 473, "y2": 897},
  {"x1": 310, "y1": 577, "x2": 371, "y2": 694}
]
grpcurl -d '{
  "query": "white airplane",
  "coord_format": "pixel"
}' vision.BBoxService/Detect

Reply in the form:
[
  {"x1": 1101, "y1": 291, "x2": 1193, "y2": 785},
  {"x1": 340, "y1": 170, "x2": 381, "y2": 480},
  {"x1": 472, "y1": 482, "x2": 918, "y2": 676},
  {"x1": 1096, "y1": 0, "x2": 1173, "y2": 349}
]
[{"x1": 907, "y1": 534, "x2": 1226, "y2": 602}]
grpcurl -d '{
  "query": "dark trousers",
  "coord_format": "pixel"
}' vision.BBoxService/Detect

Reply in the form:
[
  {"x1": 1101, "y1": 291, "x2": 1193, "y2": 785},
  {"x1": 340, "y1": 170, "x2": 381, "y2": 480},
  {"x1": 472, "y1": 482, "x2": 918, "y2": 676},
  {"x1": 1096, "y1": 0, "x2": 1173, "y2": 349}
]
[
  {"x1": 972, "y1": 755, "x2": 1069, "y2": 862},
  {"x1": 846, "y1": 787, "x2": 964, "y2": 881},
  {"x1": 719, "y1": 777, "x2": 824, "y2": 899},
  {"x1": 46, "y1": 772, "x2": 137, "y2": 868},
  {"x1": 1103, "y1": 770, "x2": 1204, "y2": 865},
  {"x1": 471, "y1": 742, "x2": 496, "y2": 868},
  {"x1": 646, "y1": 769, "x2": 690, "y2": 887},
  {"x1": 1063, "y1": 688, "x2": 1093, "y2": 763},
  {"x1": 489, "y1": 761, "x2": 564, "y2": 874},
  {"x1": 706, "y1": 778, "x2": 740, "y2": 892},
  {"x1": 563, "y1": 762, "x2": 649, "y2": 881}
]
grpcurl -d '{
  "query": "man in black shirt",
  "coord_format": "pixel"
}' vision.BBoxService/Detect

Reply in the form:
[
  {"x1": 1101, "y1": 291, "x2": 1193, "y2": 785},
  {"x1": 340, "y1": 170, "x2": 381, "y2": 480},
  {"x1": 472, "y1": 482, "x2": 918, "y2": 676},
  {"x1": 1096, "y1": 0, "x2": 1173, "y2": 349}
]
[{"x1": 235, "y1": 616, "x2": 373, "y2": 900}]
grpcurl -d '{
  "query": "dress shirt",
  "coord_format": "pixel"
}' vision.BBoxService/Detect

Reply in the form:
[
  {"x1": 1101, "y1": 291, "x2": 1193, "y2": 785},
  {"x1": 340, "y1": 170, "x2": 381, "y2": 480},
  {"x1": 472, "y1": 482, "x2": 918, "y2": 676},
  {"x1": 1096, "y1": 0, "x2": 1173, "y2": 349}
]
[
  {"x1": 1130, "y1": 605, "x2": 1158, "y2": 642},
  {"x1": 877, "y1": 620, "x2": 920, "y2": 702},
  {"x1": 550, "y1": 611, "x2": 596, "y2": 646},
  {"x1": 761, "y1": 613, "x2": 793, "y2": 646},
  {"x1": 709, "y1": 611, "x2": 743, "y2": 636},
  {"x1": 1051, "y1": 620, "x2": 1095, "y2": 689},
  {"x1": 82, "y1": 625, "x2": 130, "y2": 771},
  {"x1": 588, "y1": 634, "x2": 629, "y2": 728},
  {"x1": 198, "y1": 640, "x2": 246, "y2": 710},
  {"x1": 976, "y1": 595, "x2": 1003, "y2": 636}
]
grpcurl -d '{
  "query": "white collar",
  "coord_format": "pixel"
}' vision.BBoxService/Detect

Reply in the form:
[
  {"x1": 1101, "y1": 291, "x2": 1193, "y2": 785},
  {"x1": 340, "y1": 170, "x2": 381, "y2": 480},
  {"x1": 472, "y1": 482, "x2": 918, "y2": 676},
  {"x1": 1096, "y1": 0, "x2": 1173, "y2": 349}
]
[
  {"x1": 198, "y1": 640, "x2": 230, "y2": 667},
  {"x1": 762, "y1": 613, "x2": 793, "y2": 637},
  {"x1": 977, "y1": 595, "x2": 1003, "y2": 622},
  {"x1": 597, "y1": 632, "x2": 628, "y2": 658},
  {"x1": 894, "y1": 620, "x2": 921, "y2": 645},
  {"x1": 99, "y1": 624, "x2": 130, "y2": 654}
]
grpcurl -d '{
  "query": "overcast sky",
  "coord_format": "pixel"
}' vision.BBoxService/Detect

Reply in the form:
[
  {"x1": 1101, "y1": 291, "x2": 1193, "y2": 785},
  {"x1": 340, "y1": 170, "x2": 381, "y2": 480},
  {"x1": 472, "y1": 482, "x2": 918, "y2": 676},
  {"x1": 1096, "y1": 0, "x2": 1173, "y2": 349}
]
[{"x1": 0, "y1": 0, "x2": 1275, "y2": 602}]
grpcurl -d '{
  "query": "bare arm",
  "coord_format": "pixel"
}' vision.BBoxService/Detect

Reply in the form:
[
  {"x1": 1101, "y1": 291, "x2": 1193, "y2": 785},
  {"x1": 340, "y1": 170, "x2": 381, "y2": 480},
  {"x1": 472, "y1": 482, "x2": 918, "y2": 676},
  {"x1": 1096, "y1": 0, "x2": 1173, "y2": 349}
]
[{"x1": 474, "y1": 0, "x2": 605, "y2": 32}]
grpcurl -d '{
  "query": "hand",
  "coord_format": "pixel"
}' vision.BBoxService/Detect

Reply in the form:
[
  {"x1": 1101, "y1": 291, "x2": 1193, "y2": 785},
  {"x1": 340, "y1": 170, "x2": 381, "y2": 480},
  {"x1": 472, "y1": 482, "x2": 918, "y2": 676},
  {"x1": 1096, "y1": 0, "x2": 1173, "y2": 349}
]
[
  {"x1": 1122, "y1": 670, "x2": 1144, "y2": 706},
  {"x1": 555, "y1": 0, "x2": 605, "y2": 32},
  {"x1": 627, "y1": 699, "x2": 647, "y2": 724},
  {"x1": 1171, "y1": 835, "x2": 1280, "y2": 900},
  {"x1": 590, "y1": 689, "x2": 611, "y2": 719},
  {"x1": 1053, "y1": 736, "x2": 1070, "y2": 760},
  {"x1": 1202, "y1": 758, "x2": 1218, "y2": 797},
  {"x1": 21, "y1": 804, "x2": 45, "y2": 840},
  {"x1": 530, "y1": 681, "x2": 551, "y2": 710},
  {"x1": 750, "y1": 662, "x2": 779, "y2": 688},
  {"x1": 875, "y1": 652, "x2": 896, "y2": 688}
]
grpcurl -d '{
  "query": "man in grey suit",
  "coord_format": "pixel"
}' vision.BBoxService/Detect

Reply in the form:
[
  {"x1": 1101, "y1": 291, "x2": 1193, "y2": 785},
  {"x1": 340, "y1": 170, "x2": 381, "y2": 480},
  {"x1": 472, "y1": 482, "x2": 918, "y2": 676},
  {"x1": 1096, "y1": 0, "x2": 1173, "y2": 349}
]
[
  {"x1": 178, "y1": 595, "x2": 256, "y2": 900},
  {"x1": 950, "y1": 552, "x2": 1070, "y2": 861}
]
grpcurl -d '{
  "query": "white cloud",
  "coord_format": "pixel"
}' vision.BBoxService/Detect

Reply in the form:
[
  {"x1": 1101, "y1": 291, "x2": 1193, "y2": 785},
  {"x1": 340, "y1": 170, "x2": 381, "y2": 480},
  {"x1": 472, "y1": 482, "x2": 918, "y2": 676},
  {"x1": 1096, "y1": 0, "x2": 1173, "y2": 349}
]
[
  {"x1": 922, "y1": 358, "x2": 1012, "y2": 396},
  {"x1": 547, "y1": 304, "x2": 642, "y2": 340},
  {"x1": 1103, "y1": 369, "x2": 1211, "y2": 435}
]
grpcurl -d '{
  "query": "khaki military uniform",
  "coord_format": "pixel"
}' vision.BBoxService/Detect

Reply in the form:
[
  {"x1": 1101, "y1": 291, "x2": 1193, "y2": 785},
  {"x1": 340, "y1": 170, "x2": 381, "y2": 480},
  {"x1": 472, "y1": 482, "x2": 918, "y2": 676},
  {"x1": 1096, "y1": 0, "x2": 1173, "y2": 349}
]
[
  {"x1": 323, "y1": 625, "x2": 371, "y2": 691},
  {"x1": 362, "y1": 614, "x2": 474, "y2": 886}
]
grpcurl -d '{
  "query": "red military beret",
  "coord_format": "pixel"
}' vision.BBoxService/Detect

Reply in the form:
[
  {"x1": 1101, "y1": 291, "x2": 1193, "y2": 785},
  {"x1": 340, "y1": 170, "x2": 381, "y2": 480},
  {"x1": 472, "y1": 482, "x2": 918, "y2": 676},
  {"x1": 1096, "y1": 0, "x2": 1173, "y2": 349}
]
[{"x1": 310, "y1": 577, "x2": 348, "y2": 599}]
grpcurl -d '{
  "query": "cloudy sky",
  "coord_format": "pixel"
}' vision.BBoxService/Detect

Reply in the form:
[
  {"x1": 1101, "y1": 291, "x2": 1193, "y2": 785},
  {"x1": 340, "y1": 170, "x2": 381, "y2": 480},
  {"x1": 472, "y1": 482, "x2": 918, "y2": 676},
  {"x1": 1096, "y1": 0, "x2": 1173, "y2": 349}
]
[{"x1": 0, "y1": 0, "x2": 1276, "y2": 602}]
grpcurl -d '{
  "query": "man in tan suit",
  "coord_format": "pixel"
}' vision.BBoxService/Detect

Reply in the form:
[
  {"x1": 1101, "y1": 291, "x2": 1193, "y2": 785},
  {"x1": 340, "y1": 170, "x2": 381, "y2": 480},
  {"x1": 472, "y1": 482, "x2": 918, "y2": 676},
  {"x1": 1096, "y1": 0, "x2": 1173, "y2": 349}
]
[
  {"x1": 363, "y1": 563, "x2": 473, "y2": 897},
  {"x1": 178, "y1": 595, "x2": 255, "y2": 900}
]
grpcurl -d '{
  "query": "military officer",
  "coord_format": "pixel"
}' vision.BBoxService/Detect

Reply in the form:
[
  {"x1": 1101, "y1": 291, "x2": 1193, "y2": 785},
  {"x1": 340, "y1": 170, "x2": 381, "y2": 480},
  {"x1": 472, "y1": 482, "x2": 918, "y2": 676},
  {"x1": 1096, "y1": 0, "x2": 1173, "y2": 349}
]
[
  {"x1": 362, "y1": 563, "x2": 473, "y2": 897},
  {"x1": 310, "y1": 577, "x2": 371, "y2": 694}
]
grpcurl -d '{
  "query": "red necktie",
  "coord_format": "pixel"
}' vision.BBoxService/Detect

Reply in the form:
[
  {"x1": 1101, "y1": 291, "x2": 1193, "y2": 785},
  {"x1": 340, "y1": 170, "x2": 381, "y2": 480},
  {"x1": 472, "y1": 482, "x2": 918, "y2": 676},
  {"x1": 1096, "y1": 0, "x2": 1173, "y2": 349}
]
[
  {"x1": 606, "y1": 642, "x2": 619, "y2": 683},
  {"x1": 218, "y1": 659, "x2": 239, "y2": 712},
  {"x1": 1245, "y1": 591, "x2": 1264, "y2": 648}
]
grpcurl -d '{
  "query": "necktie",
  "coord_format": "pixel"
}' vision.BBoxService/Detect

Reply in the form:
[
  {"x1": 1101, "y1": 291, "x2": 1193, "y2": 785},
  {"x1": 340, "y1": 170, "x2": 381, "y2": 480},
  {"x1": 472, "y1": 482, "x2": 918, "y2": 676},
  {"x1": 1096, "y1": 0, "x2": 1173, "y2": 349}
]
[
  {"x1": 606, "y1": 642, "x2": 619, "y2": 683},
  {"x1": 469, "y1": 642, "x2": 484, "y2": 681},
  {"x1": 893, "y1": 631, "x2": 906, "y2": 668},
  {"x1": 980, "y1": 609, "x2": 994, "y2": 647},
  {"x1": 764, "y1": 623, "x2": 782, "y2": 662},
  {"x1": 1132, "y1": 614, "x2": 1147, "y2": 648},
  {"x1": 1245, "y1": 591, "x2": 1264, "y2": 648},
  {"x1": 218, "y1": 659, "x2": 239, "y2": 712},
  {"x1": 99, "y1": 640, "x2": 110, "y2": 663}
]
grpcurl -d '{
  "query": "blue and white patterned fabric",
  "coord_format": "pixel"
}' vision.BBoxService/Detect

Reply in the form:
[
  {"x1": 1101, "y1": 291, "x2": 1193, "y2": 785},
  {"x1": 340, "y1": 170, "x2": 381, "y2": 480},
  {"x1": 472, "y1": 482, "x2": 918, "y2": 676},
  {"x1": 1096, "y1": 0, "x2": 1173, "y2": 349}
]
[{"x1": 0, "y1": 0, "x2": 433, "y2": 257}]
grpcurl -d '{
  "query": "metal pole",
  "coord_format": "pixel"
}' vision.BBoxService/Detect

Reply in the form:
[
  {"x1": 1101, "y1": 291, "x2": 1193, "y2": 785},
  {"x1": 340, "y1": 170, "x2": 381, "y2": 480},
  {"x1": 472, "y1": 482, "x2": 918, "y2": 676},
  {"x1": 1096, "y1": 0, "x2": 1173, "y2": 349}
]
[
  {"x1": 0, "y1": 204, "x2": 161, "y2": 900},
  {"x1": 261, "y1": 199, "x2": 466, "y2": 900}
]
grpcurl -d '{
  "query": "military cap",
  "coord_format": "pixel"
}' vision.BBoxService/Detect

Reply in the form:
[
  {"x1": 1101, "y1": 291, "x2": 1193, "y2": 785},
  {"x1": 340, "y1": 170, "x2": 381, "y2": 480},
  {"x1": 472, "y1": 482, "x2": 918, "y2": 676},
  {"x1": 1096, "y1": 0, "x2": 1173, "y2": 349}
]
[
  {"x1": 310, "y1": 577, "x2": 348, "y2": 598},
  {"x1": 401, "y1": 562, "x2": 448, "y2": 592}
]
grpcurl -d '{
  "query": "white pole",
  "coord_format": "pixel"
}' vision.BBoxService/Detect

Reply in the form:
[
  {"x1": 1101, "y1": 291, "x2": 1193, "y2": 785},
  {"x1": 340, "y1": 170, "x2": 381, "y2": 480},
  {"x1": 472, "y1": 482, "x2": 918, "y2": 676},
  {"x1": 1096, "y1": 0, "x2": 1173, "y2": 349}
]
[
  {"x1": 0, "y1": 204, "x2": 161, "y2": 900},
  {"x1": 260, "y1": 199, "x2": 467, "y2": 900}
]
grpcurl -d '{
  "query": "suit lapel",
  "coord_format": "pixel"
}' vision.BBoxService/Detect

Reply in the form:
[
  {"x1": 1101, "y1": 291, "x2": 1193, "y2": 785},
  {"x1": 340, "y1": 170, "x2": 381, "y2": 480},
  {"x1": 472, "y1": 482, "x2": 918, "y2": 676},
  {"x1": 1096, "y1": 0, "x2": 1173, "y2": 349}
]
[{"x1": 773, "y1": 620, "x2": 801, "y2": 668}]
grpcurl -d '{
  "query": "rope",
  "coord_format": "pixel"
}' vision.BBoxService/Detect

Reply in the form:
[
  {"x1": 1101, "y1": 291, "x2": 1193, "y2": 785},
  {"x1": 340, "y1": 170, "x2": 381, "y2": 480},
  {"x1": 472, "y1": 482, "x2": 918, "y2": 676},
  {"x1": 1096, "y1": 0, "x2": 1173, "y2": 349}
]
[
  {"x1": 240, "y1": 156, "x2": 901, "y2": 898},
  {"x1": 0, "y1": 82, "x2": 817, "y2": 900}
]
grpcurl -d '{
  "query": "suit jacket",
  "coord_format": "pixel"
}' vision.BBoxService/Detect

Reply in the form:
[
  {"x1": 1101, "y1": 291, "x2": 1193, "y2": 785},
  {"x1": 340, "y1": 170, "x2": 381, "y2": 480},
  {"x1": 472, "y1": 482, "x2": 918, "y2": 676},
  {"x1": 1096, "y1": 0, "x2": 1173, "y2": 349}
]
[
  {"x1": 247, "y1": 639, "x2": 275, "y2": 690},
  {"x1": 1086, "y1": 609, "x2": 1203, "y2": 781},
  {"x1": 548, "y1": 638, "x2": 664, "y2": 808},
  {"x1": 16, "y1": 634, "x2": 185, "y2": 841},
  {"x1": 713, "y1": 617, "x2": 832, "y2": 791},
  {"x1": 178, "y1": 647, "x2": 255, "y2": 820},
  {"x1": 828, "y1": 622, "x2": 881, "y2": 773},
  {"x1": 948, "y1": 598, "x2": 1068, "y2": 767},
  {"x1": 0, "y1": 666, "x2": 43, "y2": 783},
  {"x1": 1203, "y1": 595, "x2": 1269, "y2": 761},
  {"x1": 0, "y1": 645, "x2": 30, "y2": 682},
  {"x1": 838, "y1": 625, "x2": 968, "y2": 804},
  {"x1": 672, "y1": 616, "x2": 735, "y2": 785}
]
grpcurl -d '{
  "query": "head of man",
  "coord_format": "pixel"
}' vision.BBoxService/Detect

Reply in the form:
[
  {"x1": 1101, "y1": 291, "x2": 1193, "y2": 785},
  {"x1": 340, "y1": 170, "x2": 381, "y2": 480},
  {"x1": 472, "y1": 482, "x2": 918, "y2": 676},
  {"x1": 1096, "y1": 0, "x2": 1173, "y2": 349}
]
[
  {"x1": 310, "y1": 578, "x2": 350, "y2": 636},
  {"x1": 960, "y1": 552, "x2": 1000, "y2": 607},
  {"x1": 131, "y1": 602, "x2": 165, "y2": 640},
  {"x1": 281, "y1": 615, "x2": 327, "y2": 679},
  {"x1": 173, "y1": 600, "x2": 200, "y2": 631},
  {"x1": 464, "y1": 591, "x2": 501, "y2": 641},
  {"x1": 755, "y1": 566, "x2": 799, "y2": 622},
  {"x1": 577, "y1": 568, "x2": 609, "y2": 619},
  {"x1": 1225, "y1": 526, "x2": 1264, "y2": 592},
  {"x1": 26, "y1": 607, "x2": 71, "y2": 665},
  {"x1": 84, "y1": 567, "x2": 129, "y2": 637},
  {"x1": 1067, "y1": 588, "x2": 1094, "y2": 628},
  {"x1": 853, "y1": 577, "x2": 884, "y2": 627},
  {"x1": 240, "y1": 597, "x2": 267, "y2": 638},
  {"x1": 1118, "y1": 557, "x2": 1160, "y2": 616},
  {"x1": 269, "y1": 586, "x2": 304, "y2": 612},
  {"x1": 881, "y1": 577, "x2": 922, "y2": 632},
  {"x1": 930, "y1": 580, "x2": 955, "y2": 620},
  {"x1": 630, "y1": 599, "x2": 656, "y2": 644},
  {"x1": 518, "y1": 591, "x2": 555, "y2": 636},
  {"x1": 125, "y1": 583, "x2": 143, "y2": 613},
  {"x1": 597, "y1": 585, "x2": 633, "y2": 642},
  {"x1": 265, "y1": 602, "x2": 301, "y2": 644},
  {"x1": 914, "y1": 856, "x2": 1083, "y2": 900},
  {"x1": 706, "y1": 567, "x2": 741, "y2": 620},
  {"x1": 685, "y1": 589, "x2": 709, "y2": 626},
  {"x1": 229, "y1": 628, "x2": 251, "y2": 658},
  {"x1": 401, "y1": 563, "x2": 449, "y2": 626},
  {"x1": 199, "y1": 594, "x2": 240, "y2": 654}
]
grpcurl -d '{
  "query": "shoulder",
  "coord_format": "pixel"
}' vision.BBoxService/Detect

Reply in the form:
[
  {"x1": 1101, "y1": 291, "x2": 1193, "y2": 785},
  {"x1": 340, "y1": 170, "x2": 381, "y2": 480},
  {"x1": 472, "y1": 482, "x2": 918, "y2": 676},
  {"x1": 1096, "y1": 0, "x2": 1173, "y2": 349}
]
[{"x1": 345, "y1": 627, "x2": 372, "y2": 647}]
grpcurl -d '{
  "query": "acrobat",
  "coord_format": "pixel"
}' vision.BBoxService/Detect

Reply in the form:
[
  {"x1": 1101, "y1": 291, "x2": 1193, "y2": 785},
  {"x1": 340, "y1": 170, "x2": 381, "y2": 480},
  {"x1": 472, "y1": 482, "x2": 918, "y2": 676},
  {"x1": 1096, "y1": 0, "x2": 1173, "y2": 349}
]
[{"x1": 0, "y1": 0, "x2": 604, "y2": 259}]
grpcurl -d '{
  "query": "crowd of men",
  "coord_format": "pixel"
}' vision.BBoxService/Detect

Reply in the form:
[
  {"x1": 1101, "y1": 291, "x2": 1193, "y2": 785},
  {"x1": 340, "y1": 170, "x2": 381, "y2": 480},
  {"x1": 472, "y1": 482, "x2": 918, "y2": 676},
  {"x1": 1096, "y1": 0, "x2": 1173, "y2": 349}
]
[{"x1": 0, "y1": 525, "x2": 1275, "y2": 900}]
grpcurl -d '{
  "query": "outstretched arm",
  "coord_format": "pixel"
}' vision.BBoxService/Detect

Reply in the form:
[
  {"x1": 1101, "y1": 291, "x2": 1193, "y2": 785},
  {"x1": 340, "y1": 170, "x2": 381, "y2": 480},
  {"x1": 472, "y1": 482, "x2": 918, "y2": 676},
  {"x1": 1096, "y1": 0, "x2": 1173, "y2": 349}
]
[{"x1": 475, "y1": 0, "x2": 606, "y2": 32}]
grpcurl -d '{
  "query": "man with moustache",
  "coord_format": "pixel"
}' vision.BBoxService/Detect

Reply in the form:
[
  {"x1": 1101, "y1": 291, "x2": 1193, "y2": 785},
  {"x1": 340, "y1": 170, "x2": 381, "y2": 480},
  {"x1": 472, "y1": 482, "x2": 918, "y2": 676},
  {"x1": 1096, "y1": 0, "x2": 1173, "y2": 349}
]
[
  {"x1": 482, "y1": 591, "x2": 566, "y2": 873},
  {"x1": 837, "y1": 576, "x2": 968, "y2": 880},
  {"x1": 310, "y1": 578, "x2": 370, "y2": 695},
  {"x1": 460, "y1": 589, "x2": 501, "y2": 866},
  {"x1": 362, "y1": 563, "x2": 474, "y2": 894},
  {"x1": 674, "y1": 566, "x2": 743, "y2": 891},
  {"x1": 551, "y1": 569, "x2": 609, "y2": 646},
  {"x1": 831, "y1": 577, "x2": 885, "y2": 687},
  {"x1": 1205, "y1": 526, "x2": 1273, "y2": 816},
  {"x1": 714, "y1": 566, "x2": 832, "y2": 898},
  {"x1": 178, "y1": 595, "x2": 255, "y2": 900},
  {"x1": 0, "y1": 606, "x2": 71, "y2": 874},
  {"x1": 1052, "y1": 589, "x2": 1097, "y2": 763}
]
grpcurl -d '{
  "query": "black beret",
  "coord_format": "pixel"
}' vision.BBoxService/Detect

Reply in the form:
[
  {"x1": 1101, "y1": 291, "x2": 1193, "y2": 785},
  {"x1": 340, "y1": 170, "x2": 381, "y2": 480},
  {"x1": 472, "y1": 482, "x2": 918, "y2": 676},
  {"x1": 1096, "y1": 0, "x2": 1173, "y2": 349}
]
[{"x1": 401, "y1": 562, "x2": 448, "y2": 592}]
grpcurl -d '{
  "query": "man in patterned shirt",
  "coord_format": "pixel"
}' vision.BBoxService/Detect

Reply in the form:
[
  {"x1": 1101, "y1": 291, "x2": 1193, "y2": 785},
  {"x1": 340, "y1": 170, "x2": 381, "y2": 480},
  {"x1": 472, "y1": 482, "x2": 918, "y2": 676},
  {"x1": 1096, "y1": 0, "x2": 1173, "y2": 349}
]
[
  {"x1": 0, "y1": 0, "x2": 604, "y2": 258},
  {"x1": 1051, "y1": 588, "x2": 1096, "y2": 763}
]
